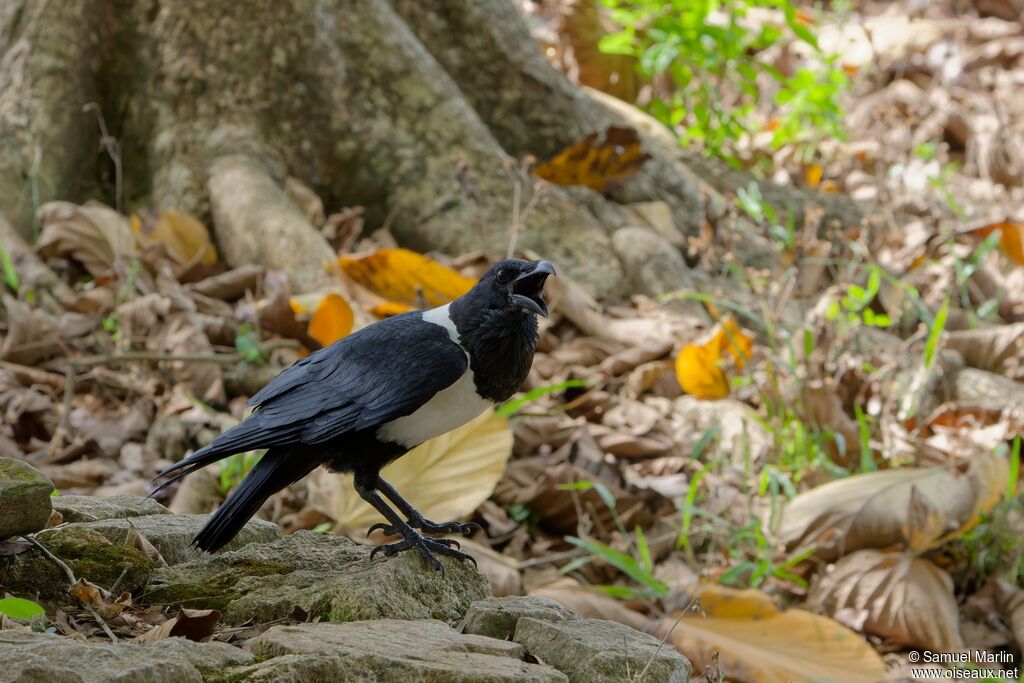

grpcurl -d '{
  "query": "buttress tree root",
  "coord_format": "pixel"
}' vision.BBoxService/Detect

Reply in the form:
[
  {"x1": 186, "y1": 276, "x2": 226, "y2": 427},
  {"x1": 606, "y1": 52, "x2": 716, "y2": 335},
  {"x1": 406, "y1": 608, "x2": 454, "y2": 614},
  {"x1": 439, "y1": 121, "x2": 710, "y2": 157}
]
[{"x1": 0, "y1": 0, "x2": 880, "y2": 299}]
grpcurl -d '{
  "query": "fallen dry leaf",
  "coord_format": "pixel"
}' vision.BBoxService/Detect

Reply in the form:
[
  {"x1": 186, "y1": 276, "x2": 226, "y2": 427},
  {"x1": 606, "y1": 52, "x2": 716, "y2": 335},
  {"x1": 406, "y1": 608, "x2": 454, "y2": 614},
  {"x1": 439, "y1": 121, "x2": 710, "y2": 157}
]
[
  {"x1": 36, "y1": 201, "x2": 135, "y2": 277},
  {"x1": 133, "y1": 608, "x2": 221, "y2": 643},
  {"x1": 338, "y1": 248, "x2": 475, "y2": 309},
  {"x1": 675, "y1": 320, "x2": 754, "y2": 400},
  {"x1": 290, "y1": 292, "x2": 355, "y2": 347},
  {"x1": 779, "y1": 452, "x2": 1008, "y2": 560},
  {"x1": 534, "y1": 126, "x2": 651, "y2": 193},
  {"x1": 308, "y1": 409, "x2": 512, "y2": 534},
  {"x1": 966, "y1": 218, "x2": 1024, "y2": 266},
  {"x1": 131, "y1": 209, "x2": 219, "y2": 267},
  {"x1": 808, "y1": 550, "x2": 963, "y2": 651},
  {"x1": 650, "y1": 583, "x2": 887, "y2": 683}
]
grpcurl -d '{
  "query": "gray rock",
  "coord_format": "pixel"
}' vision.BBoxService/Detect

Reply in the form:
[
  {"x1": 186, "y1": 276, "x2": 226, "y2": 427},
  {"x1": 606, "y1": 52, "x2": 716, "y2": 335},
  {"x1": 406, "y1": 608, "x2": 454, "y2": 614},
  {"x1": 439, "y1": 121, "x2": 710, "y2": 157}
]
[
  {"x1": 2, "y1": 525, "x2": 154, "y2": 598},
  {"x1": 76, "y1": 514, "x2": 279, "y2": 565},
  {"x1": 227, "y1": 619, "x2": 566, "y2": 682},
  {"x1": 52, "y1": 494, "x2": 170, "y2": 523},
  {"x1": 612, "y1": 226, "x2": 695, "y2": 297},
  {"x1": 0, "y1": 458, "x2": 54, "y2": 540},
  {"x1": 0, "y1": 630, "x2": 253, "y2": 683},
  {"x1": 146, "y1": 531, "x2": 490, "y2": 625},
  {"x1": 461, "y1": 596, "x2": 578, "y2": 640},
  {"x1": 514, "y1": 617, "x2": 691, "y2": 683}
]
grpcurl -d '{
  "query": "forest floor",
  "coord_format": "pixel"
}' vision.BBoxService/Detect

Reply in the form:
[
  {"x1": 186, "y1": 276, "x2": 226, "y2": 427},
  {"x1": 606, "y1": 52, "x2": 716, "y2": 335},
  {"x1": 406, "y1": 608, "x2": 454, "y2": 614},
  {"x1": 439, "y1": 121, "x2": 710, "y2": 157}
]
[{"x1": 3, "y1": 0, "x2": 1024, "y2": 681}]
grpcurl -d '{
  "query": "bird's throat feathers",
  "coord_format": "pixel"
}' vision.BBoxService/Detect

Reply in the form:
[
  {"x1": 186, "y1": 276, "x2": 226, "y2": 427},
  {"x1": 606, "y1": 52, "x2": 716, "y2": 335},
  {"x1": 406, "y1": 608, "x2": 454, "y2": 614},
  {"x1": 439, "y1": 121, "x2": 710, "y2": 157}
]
[{"x1": 449, "y1": 297, "x2": 539, "y2": 402}]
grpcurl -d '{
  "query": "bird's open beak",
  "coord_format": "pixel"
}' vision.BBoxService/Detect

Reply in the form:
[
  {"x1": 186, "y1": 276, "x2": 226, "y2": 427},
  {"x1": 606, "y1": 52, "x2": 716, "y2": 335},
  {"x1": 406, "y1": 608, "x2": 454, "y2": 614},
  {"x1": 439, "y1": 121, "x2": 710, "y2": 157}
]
[{"x1": 511, "y1": 260, "x2": 556, "y2": 317}]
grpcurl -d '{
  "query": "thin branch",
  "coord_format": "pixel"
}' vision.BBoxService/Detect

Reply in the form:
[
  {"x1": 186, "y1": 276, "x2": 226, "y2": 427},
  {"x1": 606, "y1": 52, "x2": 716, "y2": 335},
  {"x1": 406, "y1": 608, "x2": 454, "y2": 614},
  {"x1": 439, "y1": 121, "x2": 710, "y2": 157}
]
[
  {"x1": 83, "y1": 103, "x2": 122, "y2": 214},
  {"x1": 22, "y1": 534, "x2": 118, "y2": 643}
]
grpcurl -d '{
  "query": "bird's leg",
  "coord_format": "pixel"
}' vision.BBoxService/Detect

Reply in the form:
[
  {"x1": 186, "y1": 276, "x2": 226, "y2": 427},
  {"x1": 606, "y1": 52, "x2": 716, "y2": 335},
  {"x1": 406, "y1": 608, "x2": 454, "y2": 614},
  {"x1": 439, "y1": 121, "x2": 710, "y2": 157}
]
[
  {"x1": 368, "y1": 476, "x2": 481, "y2": 539},
  {"x1": 354, "y1": 477, "x2": 476, "y2": 573}
]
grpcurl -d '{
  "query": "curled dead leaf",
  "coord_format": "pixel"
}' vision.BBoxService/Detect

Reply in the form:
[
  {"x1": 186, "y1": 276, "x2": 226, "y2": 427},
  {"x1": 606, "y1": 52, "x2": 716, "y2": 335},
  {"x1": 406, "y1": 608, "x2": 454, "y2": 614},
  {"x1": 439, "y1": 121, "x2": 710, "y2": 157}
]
[
  {"x1": 133, "y1": 608, "x2": 221, "y2": 643},
  {"x1": 808, "y1": 550, "x2": 964, "y2": 651},
  {"x1": 36, "y1": 201, "x2": 135, "y2": 277},
  {"x1": 290, "y1": 292, "x2": 355, "y2": 347},
  {"x1": 779, "y1": 452, "x2": 1008, "y2": 560}
]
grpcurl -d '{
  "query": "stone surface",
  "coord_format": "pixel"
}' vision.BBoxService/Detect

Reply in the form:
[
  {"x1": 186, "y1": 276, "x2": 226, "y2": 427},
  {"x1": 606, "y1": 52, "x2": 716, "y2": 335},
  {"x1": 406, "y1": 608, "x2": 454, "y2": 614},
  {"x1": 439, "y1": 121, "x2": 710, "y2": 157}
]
[
  {"x1": 0, "y1": 630, "x2": 253, "y2": 683},
  {"x1": 0, "y1": 458, "x2": 54, "y2": 540},
  {"x1": 612, "y1": 226, "x2": 695, "y2": 297},
  {"x1": 225, "y1": 619, "x2": 566, "y2": 682},
  {"x1": 1, "y1": 525, "x2": 154, "y2": 598},
  {"x1": 514, "y1": 617, "x2": 691, "y2": 683},
  {"x1": 77, "y1": 513, "x2": 279, "y2": 565},
  {"x1": 146, "y1": 531, "x2": 490, "y2": 625},
  {"x1": 461, "y1": 595, "x2": 578, "y2": 640},
  {"x1": 52, "y1": 494, "x2": 170, "y2": 523}
]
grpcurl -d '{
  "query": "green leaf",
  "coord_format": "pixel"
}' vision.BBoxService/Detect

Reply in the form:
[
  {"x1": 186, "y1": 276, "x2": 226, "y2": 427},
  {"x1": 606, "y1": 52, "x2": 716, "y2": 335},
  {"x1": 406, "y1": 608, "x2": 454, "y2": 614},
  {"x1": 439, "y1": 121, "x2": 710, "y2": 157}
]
[
  {"x1": 0, "y1": 597, "x2": 45, "y2": 619},
  {"x1": 635, "y1": 525, "x2": 652, "y2": 573},
  {"x1": 0, "y1": 240, "x2": 19, "y2": 293},
  {"x1": 565, "y1": 536, "x2": 668, "y2": 596},
  {"x1": 496, "y1": 380, "x2": 589, "y2": 417},
  {"x1": 924, "y1": 296, "x2": 950, "y2": 368}
]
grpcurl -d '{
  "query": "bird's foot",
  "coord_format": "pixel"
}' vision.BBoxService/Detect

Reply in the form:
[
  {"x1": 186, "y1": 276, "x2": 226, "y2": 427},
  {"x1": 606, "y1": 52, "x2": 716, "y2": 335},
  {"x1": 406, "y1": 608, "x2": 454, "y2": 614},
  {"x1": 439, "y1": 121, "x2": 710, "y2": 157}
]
[
  {"x1": 369, "y1": 531, "x2": 477, "y2": 573},
  {"x1": 368, "y1": 518, "x2": 481, "y2": 538}
]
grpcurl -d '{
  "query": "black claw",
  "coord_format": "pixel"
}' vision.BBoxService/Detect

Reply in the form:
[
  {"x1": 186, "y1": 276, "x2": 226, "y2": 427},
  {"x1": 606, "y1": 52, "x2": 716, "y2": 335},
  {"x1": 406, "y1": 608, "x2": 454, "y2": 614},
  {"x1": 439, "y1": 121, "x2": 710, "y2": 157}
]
[
  {"x1": 368, "y1": 532, "x2": 476, "y2": 572},
  {"x1": 365, "y1": 518, "x2": 481, "y2": 539}
]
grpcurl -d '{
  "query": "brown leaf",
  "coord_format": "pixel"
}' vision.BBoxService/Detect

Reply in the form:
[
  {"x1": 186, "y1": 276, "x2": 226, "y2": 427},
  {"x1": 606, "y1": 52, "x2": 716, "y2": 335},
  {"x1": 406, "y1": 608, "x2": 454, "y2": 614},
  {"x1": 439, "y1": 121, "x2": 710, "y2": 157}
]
[
  {"x1": 808, "y1": 550, "x2": 964, "y2": 651},
  {"x1": 534, "y1": 127, "x2": 651, "y2": 193},
  {"x1": 945, "y1": 323, "x2": 1024, "y2": 379},
  {"x1": 0, "y1": 296, "x2": 60, "y2": 364},
  {"x1": 131, "y1": 209, "x2": 219, "y2": 267},
  {"x1": 779, "y1": 452, "x2": 1008, "y2": 560},
  {"x1": 187, "y1": 264, "x2": 263, "y2": 301},
  {"x1": 133, "y1": 608, "x2": 221, "y2": 643},
  {"x1": 36, "y1": 201, "x2": 135, "y2": 277}
]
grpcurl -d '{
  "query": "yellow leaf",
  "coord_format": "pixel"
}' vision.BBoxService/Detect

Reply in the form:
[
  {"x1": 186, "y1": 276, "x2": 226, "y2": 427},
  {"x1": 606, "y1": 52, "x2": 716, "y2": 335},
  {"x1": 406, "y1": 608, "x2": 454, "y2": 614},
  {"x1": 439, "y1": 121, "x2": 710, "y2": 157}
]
[
  {"x1": 710, "y1": 319, "x2": 754, "y2": 369},
  {"x1": 676, "y1": 319, "x2": 754, "y2": 399},
  {"x1": 804, "y1": 164, "x2": 823, "y2": 189},
  {"x1": 534, "y1": 126, "x2": 651, "y2": 193},
  {"x1": 652, "y1": 584, "x2": 887, "y2": 683},
  {"x1": 307, "y1": 410, "x2": 512, "y2": 534},
  {"x1": 368, "y1": 301, "x2": 413, "y2": 318},
  {"x1": 130, "y1": 210, "x2": 218, "y2": 265},
  {"x1": 676, "y1": 344, "x2": 730, "y2": 399},
  {"x1": 967, "y1": 219, "x2": 1024, "y2": 266},
  {"x1": 339, "y1": 248, "x2": 475, "y2": 308},
  {"x1": 307, "y1": 293, "x2": 354, "y2": 347}
]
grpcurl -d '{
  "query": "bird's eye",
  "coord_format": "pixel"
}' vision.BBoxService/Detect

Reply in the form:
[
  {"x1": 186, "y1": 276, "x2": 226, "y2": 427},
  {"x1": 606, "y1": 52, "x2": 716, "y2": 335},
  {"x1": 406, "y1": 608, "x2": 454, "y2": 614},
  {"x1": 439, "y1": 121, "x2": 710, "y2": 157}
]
[{"x1": 496, "y1": 269, "x2": 510, "y2": 284}]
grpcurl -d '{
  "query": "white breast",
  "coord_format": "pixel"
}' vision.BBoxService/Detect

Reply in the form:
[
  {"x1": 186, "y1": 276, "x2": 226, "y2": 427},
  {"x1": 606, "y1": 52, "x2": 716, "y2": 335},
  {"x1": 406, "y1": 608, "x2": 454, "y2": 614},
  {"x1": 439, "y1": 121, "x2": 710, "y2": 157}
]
[
  {"x1": 376, "y1": 368, "x2": 492, "y2": 448},
  {"x1": 375, "y1": 303, "x2": 493, "y2": 448}
]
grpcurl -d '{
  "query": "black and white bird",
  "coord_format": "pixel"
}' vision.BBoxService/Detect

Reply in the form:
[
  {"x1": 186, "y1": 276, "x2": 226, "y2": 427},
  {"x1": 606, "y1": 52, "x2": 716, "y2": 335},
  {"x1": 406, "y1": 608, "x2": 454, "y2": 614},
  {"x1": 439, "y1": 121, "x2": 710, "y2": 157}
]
[{"x1": 151, "y1": 258, "x2": 555, "y2": 570}]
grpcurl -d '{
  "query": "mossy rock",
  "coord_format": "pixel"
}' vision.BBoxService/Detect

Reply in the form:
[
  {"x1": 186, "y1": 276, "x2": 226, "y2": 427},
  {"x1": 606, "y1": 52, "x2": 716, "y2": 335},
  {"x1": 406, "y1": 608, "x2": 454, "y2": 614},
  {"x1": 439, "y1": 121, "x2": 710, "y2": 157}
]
[
  {"x1": 0, "y1": 458, "x2": 54, "y2": 539},
  {"x1": 146, "y1": 531, "x2": 490, "y2": 625},
  {"x1": 52, "y1": 494, "x2": 170, "y2": 523},
  {"x1": 1, "y1": 526, "x2": 154, "y2": 598}
]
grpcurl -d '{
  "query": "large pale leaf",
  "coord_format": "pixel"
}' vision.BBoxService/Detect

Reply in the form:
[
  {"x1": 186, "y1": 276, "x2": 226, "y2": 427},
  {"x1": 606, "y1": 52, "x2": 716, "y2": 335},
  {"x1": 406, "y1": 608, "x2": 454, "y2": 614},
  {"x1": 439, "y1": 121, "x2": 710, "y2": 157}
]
[
  {"x1": 808, "y1": 550, "x2": 963, "y2": 651},
  {"x1": 650, "y1": 584, "x2": 887, "y2": 683},
  {"x1": 131, "y1": 209, "x2": 219, "y2": 266},
  {"x1": 308, "y1": 410, "x2": 512, "y2": 534},
  {"x1": 779, "y1": 452, "x2": 1008, "y2": 560}
]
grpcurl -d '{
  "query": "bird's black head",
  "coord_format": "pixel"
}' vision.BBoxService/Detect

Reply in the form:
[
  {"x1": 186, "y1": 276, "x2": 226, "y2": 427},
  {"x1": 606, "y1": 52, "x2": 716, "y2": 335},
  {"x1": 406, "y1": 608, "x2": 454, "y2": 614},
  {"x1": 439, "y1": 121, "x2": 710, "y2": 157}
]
[
  {"x1": 449, "y1": 258, "x2": 556, "y2": 402},
  {"x1": 475, "y1": 258, "x2": 556, "y2": 318}
]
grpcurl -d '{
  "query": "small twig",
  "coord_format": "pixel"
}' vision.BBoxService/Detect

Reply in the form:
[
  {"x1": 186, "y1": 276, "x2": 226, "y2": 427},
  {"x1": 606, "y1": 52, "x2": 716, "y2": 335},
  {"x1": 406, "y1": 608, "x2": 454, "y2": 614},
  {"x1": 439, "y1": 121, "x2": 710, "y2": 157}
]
[
  {"x1": 21, "y1": 534, "x2": 75, "y2": 584},
  {"x1": 22, "y1": 533, "x2": 118, "y2": 643},
  {"x1": 506, "y1": 178, "x2": 544, "y2": 258},
  {"x1": 83, "y1": 103, "x2": 122, "y2": 214},
  {"x1": 55, "y1": 339, "x2": 300, "y2": 368},
  {"x1": 634, "y1": 594, "x2": 702, "y2": 682}
]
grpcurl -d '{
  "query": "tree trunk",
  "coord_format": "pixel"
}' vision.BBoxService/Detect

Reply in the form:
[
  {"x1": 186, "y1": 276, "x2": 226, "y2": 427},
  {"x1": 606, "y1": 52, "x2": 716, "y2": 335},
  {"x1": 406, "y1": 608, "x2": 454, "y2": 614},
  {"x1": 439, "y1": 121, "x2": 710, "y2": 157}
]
[{"x1": 0, "y1": 0, "x2": 866, "y2": 299}]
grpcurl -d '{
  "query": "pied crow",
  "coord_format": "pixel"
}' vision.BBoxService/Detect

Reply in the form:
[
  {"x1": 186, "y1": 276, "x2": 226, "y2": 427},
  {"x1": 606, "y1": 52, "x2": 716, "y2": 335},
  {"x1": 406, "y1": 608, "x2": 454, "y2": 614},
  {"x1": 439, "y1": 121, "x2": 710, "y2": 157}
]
[{"x1": 151, "y1": 258, "x2": 555, "y2": 570}]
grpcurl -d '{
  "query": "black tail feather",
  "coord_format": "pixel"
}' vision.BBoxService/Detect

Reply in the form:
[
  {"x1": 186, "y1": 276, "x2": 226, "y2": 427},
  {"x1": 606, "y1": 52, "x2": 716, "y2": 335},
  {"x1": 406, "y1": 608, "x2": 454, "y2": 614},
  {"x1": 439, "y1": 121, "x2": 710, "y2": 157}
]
[
  {"x1": 192, "y1": 449, "x2": 317, "y2": 553},
  {"x1": 148, "y1": 443, "x2": 231, "y2": 499}
]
